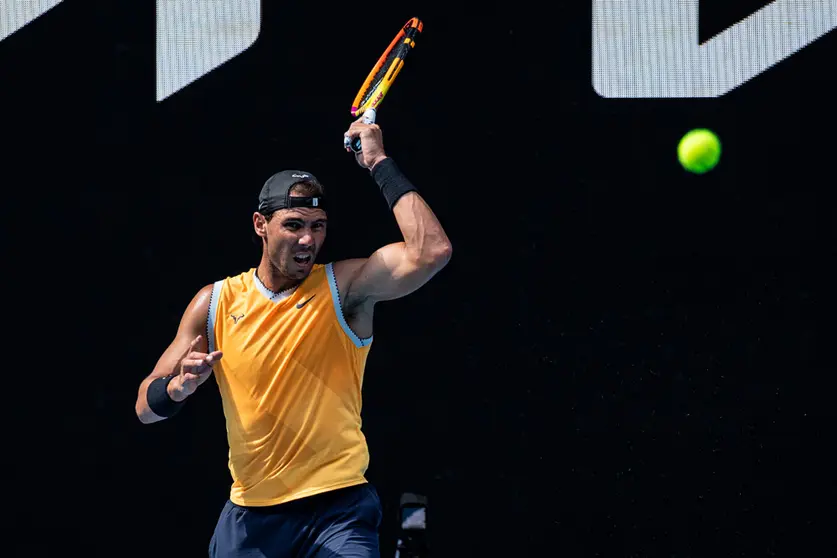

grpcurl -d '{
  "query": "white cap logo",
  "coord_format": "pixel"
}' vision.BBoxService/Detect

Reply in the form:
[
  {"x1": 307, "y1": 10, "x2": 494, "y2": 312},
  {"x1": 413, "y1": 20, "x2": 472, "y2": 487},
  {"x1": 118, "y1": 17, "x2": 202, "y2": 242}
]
[{"x1": 292, "y1": 173, "x2": 309, "y2": 179}]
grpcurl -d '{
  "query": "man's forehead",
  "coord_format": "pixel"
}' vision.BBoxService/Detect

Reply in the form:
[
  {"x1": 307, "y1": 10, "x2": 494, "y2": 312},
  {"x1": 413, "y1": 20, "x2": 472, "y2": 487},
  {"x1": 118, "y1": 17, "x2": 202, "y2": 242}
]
[{"x1": 280, "y1": 207, "x2": 327, "y2": 220}]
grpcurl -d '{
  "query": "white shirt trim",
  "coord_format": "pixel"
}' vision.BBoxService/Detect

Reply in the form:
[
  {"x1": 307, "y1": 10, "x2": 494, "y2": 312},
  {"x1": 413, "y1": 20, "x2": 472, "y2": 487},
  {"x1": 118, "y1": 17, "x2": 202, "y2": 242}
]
[{"x1": 326, "y1": 262, "x2": 373, "y2": 348}]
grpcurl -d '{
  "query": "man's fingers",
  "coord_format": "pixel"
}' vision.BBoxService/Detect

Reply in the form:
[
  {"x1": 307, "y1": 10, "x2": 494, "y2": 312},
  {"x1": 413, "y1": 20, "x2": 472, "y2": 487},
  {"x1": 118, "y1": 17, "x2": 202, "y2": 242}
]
[
  {"x1": 343, "y1": 127, "x2": 380, "y2": 154},
  {"x1": 179, "y1": 335, "x2": 202, "y2": 360},
  {"x1": 182, "y1": 350, "x2": 222, "y2": 373},
  {"x1": 345, "y1": 122, "x2": 379, "y2": 138},
  {"x1": 350, "y1": 123, "x2": 380, "y2": 134},
  {"x1": 182, "y1": 358, "x2": 205, "y2": 369},
  {"x1": 206, "y1": 351, "x2": 223, "y2": 363},
  {"x1": 185, "y1": 350, "x2": 222, "y2": 363}
]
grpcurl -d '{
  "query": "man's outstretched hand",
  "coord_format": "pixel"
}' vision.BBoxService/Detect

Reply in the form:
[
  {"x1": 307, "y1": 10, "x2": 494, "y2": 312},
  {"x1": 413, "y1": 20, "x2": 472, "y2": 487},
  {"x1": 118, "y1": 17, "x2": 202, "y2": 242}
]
[{"x1": 168, "y1": 335, "x2": 222, "y2": 401}]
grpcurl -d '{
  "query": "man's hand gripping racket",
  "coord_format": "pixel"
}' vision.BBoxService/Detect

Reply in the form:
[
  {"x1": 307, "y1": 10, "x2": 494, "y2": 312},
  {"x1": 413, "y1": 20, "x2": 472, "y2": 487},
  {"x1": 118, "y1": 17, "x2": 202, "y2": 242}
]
[
  {"x1": 344, "y1": 117, "x2": 387, "y2": 169},
  {"x1": 342, "y1": 17, "x2": 423, "y2": 164}
]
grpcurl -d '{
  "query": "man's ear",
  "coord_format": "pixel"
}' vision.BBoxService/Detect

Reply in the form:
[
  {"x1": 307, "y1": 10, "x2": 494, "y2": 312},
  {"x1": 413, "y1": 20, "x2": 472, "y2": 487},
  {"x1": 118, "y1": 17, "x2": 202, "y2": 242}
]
[{"x1": 253, "y1": 212, "x2": 268, "y2": 238}]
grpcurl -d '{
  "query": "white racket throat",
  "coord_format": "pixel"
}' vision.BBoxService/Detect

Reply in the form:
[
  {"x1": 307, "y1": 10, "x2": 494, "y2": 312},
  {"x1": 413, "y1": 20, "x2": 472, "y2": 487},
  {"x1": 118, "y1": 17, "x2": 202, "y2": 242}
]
[{"x1": 362, "y1": 108, "x2": 377, "y2": 124}]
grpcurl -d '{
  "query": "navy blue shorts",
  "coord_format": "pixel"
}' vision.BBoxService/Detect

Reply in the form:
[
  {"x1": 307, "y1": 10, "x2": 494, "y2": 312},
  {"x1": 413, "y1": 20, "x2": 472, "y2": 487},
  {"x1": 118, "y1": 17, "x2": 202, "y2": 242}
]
[{"x1": 209, "y1": 483, "x2": 382, "y2": 558}]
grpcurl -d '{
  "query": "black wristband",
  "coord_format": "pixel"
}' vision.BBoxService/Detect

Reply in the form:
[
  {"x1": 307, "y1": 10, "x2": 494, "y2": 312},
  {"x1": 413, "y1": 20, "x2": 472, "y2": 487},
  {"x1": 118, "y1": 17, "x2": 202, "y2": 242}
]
[
  {"x1": 147, "y1": 375, "x2": 185, "y2": 418},
  {"x1": 370, "y1": 158, "x2": 418, "y2": 210}
]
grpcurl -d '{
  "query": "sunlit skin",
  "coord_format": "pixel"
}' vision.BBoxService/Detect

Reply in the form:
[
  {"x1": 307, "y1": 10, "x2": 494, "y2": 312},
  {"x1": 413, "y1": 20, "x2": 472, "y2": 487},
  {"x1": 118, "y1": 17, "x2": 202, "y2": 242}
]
[{"x1": 252, "y1": 195, "x2": 328, "y2": 294}]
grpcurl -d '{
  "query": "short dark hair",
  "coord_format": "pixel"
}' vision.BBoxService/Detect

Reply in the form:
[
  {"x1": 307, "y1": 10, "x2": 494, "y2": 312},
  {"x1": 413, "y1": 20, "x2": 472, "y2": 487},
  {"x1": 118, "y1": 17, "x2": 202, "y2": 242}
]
[{"x1": 289, "y1": 180, "x2": 323, "y2": 197}]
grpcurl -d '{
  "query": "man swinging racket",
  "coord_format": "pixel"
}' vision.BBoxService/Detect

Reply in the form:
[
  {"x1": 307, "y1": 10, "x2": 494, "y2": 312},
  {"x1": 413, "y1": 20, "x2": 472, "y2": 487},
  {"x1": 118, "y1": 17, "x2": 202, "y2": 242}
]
[{"x1": 134, "y1": 118, "x2": 452, "y2": 557}]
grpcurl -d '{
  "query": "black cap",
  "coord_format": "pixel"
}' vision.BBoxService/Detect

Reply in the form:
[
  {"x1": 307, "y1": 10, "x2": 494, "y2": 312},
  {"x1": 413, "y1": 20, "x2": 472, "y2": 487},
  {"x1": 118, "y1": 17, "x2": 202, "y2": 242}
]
[{"x1": 257, "y1": 170, "x2": 326, "y2": 214}]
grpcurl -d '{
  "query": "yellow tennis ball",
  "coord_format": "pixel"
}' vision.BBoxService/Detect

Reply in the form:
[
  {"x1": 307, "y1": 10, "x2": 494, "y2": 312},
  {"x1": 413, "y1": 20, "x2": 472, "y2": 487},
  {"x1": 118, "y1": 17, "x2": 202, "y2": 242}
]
[{"x1": 677, "y1": 129, "x2": 722, "y2": 174}]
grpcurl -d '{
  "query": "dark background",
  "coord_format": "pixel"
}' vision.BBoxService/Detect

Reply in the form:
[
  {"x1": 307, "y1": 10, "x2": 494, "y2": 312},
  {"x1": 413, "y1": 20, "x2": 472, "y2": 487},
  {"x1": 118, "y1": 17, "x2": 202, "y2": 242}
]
[{"x1": 6, "y1": 0, "x2": 834, "y2": 556}]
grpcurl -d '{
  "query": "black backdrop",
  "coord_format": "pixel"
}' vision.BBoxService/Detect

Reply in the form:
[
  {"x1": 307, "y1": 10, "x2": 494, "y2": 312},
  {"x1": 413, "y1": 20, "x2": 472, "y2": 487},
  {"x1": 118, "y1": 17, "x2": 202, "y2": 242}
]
[{"x1": 6, "y1": 1, "x2": 835, "y2": 556}]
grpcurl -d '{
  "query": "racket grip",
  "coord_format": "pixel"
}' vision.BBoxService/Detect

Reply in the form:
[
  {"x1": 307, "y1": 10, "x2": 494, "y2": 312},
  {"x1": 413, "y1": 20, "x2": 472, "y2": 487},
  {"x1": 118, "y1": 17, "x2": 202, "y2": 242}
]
[{"x1": 346, "y1": 109, "x2": 377, "y2": 153}]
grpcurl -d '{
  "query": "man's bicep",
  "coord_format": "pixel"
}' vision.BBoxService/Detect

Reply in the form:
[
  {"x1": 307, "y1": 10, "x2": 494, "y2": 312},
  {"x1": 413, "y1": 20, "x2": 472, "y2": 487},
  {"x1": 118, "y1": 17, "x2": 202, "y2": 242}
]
[{"x1": 343, "y1": 243, "x2": 440, "y2": 304}]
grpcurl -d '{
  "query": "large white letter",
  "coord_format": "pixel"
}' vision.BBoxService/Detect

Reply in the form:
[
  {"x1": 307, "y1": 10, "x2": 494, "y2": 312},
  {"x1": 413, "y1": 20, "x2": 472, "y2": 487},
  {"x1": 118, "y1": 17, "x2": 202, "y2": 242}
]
[
  {"x1": 157, "y1": 0, "x2": 261, "y2": 101},
  {"x1": 593, "y1": 0, "x2": 837, "y2": 98},
  {"x1": 0, "y1": 1, "x2": 64, "y2": 42}
]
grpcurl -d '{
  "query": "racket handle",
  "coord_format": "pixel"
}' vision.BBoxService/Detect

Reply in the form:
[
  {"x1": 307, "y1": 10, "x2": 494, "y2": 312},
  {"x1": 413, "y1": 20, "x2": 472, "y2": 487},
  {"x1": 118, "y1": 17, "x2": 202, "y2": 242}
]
[{"x1": 345, "y1": 108, "x2": 377, "y2": 153}]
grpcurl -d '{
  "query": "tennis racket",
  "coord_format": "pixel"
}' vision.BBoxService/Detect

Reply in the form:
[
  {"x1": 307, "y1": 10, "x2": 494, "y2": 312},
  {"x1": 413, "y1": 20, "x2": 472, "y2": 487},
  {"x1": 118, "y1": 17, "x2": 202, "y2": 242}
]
[{"x1": 343, "y1": 17, "x2": 423, "y2": 154}]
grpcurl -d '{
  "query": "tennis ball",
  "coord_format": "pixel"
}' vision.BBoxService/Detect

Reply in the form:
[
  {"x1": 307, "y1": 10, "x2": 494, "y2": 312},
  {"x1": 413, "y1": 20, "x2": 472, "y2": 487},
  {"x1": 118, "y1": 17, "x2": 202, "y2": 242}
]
[{"x1": 677, "y1": 128, "x2": 722, "y2": 174}]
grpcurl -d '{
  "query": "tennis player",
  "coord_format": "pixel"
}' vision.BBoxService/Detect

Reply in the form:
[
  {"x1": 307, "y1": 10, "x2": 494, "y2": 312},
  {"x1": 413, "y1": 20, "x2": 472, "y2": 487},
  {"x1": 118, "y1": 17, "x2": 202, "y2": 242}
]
[{"x1": 134, "y1": 119, "x2": 452, "y2": 557}]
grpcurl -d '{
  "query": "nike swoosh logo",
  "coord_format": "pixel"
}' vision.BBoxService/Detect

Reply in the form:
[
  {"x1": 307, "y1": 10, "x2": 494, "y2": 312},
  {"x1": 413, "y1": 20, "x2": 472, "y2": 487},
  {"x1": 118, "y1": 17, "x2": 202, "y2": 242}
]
[{"x1": 296, "y1": 295, "x2": 316, "y2": 309}]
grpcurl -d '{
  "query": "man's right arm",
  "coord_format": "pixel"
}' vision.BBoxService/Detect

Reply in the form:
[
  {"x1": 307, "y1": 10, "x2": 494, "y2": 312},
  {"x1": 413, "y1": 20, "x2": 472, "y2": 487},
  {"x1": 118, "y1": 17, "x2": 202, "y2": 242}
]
[{"x1": 135, "y1": 284, "x2": 218, "y2": 424}]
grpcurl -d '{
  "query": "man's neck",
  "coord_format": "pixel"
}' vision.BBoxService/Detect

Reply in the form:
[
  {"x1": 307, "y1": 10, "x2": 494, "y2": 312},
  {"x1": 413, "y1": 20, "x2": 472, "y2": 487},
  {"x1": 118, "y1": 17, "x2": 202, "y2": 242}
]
[{"x1": 256, "y1": 260, "x2": 299, "y2": 294}]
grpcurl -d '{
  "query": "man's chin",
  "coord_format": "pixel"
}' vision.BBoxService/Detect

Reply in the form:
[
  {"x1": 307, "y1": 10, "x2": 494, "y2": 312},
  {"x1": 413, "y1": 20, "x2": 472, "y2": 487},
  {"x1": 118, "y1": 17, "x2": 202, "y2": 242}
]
[{"x1": 290, "y1": 259, "x2": 314, "y2": 275}]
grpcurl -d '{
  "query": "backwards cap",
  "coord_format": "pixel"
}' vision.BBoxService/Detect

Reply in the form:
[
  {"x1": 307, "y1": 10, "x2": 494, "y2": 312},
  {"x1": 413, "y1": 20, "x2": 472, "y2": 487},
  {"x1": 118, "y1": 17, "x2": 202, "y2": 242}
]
[{"x1": 257, "y1": 170, "x2": 326, "y2": 214}]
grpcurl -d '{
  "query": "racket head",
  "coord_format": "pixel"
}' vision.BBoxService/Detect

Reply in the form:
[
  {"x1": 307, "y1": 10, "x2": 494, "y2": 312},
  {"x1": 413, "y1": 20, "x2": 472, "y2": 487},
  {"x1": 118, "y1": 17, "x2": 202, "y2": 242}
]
[{"x1": 350, "y1": 17, "x2": 423, "y2": 120}]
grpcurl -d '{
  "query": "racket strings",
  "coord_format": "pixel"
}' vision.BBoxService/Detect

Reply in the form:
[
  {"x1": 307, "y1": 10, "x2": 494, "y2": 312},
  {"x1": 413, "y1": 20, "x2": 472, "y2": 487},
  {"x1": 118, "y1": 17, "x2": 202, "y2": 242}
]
[{"x1": 359, "y1": 46, "x2": 401, "y2": 108}]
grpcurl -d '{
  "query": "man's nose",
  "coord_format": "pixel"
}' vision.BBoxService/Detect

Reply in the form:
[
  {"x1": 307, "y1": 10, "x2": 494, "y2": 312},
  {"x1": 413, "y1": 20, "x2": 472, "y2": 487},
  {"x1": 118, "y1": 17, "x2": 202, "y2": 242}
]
[{"x1": 298, "y1": 232, "x2": 313, "y2": 246}]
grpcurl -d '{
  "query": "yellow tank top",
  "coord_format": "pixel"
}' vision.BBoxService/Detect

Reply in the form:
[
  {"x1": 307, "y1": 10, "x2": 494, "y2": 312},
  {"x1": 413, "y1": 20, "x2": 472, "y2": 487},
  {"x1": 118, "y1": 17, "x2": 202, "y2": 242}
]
[{"x1": 207, "y1": 263, "x2": 373, "y2": 506}]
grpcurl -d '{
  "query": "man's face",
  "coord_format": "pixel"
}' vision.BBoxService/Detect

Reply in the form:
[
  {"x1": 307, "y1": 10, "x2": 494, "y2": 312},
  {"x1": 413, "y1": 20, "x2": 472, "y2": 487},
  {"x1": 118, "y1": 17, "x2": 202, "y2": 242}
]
[{"x1": 260, "y1": 206, "x2": 328, "y2": 279}]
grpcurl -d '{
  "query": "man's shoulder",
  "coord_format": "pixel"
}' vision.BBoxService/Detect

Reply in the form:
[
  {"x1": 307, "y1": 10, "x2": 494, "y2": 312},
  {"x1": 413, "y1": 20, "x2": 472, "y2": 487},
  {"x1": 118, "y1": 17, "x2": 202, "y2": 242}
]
[
  {"x1": 214, "y1": 268, "x2": 255, "y2": 289},
  {"x1": 330, "y1": 258, "x2": 367, "y2": 282},
  {"x1": 189, "y1": 269, "x2": 254, "y2": 304}
]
